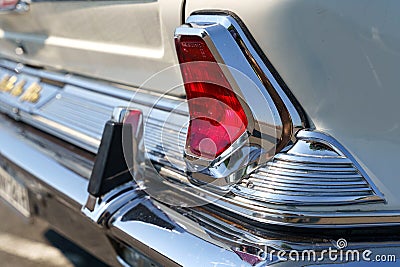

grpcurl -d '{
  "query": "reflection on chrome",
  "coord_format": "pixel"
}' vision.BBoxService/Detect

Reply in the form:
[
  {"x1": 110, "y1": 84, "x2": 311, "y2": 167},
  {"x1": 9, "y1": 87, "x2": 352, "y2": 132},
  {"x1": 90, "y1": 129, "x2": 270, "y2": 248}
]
[{"x1": 235, "y1": 130, "x2": 384, "y2": 206}]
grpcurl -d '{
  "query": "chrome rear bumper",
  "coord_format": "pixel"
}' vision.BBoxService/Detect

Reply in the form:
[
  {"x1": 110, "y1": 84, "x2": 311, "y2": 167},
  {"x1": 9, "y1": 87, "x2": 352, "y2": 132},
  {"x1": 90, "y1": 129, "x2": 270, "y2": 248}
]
[
  {"x1": 0, "y1": 114, "x2": 247, "y2": 266},
  {"x1": 1, "y1": 113, "x2": 400, "y2": 266}
]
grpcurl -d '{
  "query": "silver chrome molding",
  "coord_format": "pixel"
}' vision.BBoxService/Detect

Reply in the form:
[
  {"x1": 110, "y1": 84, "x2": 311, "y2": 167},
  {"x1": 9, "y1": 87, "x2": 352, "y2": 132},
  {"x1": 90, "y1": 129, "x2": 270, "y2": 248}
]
[
  {"x1": 0, "y1": 114, "x2": 89, "y2": 207},
  {"x1": 147, "y1": 163, "x2": 397, "y2": 228},
  {"x1": 82, "y1": 183, "x2": 141, "y2": 225},
  {"x1": 107, "y1": 188, "x2": 400, "y2": 265},
  {"x1": 175, "y1": 14, "x2": 308, "y2": 189},
  {"x1": 0, "y1": 59, "x2": 189, "y2": 154},
  {"x1": 234, "y1": 130, "x2": 384, "y2": 205}
]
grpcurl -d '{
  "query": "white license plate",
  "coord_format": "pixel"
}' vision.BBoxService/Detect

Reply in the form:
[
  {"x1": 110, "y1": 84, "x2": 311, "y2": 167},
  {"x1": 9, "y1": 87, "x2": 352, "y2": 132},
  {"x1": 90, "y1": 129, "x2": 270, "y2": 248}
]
[{"x1": 0, "y1": 167, "x2": 30, "y2": 217}]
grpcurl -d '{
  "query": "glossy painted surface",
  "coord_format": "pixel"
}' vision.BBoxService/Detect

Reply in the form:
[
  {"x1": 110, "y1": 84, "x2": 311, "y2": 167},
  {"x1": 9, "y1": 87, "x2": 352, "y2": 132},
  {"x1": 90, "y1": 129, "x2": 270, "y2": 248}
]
[
  {"x1": 186, "y1": 0, "x2": 400, "y2": 210},
  {"x1": 0, "y1": 0, "x2": 185, "y2": 95}
]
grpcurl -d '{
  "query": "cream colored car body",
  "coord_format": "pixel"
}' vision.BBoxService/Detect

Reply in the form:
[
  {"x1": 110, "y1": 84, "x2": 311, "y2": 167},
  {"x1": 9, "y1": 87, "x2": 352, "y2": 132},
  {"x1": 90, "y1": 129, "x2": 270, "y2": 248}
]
[
  {"x1": 0, "y1": 0, "x2": 399, "y2": 245},
  {"x1": 0, "y1": 0, "x2": 185, "y2": 94}
]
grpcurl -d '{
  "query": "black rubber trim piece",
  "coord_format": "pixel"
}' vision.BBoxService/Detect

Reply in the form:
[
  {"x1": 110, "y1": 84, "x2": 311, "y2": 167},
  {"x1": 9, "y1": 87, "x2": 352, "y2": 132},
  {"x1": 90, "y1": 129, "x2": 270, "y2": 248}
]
[{"x1": 88, "y1": 121, "x2": 133, "y2": 197}]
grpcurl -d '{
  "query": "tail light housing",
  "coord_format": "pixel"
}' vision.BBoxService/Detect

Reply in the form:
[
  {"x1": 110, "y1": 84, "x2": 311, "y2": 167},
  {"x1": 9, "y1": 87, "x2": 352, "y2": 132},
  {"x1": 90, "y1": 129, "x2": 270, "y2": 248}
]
[{"x1": 175, "y1": 35, "x2": 248, "y2": 159}]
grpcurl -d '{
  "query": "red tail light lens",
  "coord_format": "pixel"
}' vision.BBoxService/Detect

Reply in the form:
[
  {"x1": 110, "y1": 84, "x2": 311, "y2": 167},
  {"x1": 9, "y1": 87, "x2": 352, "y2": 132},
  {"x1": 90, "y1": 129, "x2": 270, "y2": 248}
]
[{"x1": 175, "y1": 35, "x2": 248, "y2": 159}]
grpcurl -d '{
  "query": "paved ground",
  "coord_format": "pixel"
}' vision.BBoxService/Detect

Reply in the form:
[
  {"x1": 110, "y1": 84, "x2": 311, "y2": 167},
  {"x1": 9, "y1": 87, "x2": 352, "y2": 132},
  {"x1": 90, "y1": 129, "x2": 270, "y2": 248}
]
[{"x1": 0, "y1": 201, "x2": 109, "y2": 267}]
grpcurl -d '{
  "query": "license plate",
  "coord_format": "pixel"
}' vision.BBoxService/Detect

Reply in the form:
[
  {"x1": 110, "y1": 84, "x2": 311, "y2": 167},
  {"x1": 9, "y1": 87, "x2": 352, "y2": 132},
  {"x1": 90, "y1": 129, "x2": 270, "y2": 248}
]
[{"x1": 0, "y1": 167, "x2": 30, "y2": 217}]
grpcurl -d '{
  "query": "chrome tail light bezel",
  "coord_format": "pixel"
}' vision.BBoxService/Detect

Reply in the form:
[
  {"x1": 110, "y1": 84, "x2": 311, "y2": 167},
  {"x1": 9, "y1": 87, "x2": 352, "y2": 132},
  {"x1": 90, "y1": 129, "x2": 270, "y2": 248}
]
[{"x1": 174, "y1": 14, "x2": 308, "y2": 189}]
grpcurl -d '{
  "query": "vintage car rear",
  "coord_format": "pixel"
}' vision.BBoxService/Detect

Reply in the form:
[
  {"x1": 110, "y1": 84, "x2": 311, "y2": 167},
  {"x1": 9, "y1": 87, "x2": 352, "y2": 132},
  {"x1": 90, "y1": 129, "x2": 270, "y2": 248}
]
[{"x1": 0, "y1": 0, "x2": 399, "y2": 266}]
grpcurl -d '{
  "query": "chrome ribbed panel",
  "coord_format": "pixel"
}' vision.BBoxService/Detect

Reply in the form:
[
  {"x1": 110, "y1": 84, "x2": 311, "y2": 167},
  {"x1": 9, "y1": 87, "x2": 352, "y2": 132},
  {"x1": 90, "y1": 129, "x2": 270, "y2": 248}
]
[
  {"x1": 40, "y1": 92, "x2": 113, "y2": 140},
  {"x1": 38, "y1": 86, "x2": 189, "y2": 158},
  {"x1": 234, "y1": 135, "x2": 383, "y2": 205},
  {"x1": 144, "y1": 116, "x2": 187, "y2": 171},
  {"x1": 0, "y1": 59, "x2": 190, "y2": 154}
]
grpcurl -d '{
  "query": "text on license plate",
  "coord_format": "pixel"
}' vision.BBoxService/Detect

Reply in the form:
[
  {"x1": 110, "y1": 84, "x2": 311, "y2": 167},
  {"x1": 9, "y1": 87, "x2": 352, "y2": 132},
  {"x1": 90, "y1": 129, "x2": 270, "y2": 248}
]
[{"x1": 0, "y1": 167, "x2": 30, "y2": 217}]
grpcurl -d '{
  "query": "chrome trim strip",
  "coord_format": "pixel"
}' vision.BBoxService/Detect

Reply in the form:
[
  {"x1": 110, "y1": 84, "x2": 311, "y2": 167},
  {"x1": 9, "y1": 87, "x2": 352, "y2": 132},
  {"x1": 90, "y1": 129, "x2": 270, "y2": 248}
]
[
  {"x1": 107, "y1": 189, "x2": 400, "y2": 266},
  {"x1": 82, "y1": 183, "x2": 141, "y2": 225},
  {"x1": 150, "y1": 165, "x2": 399, "y2": 227},
  {"x1": 0, "y1": 59, "x2": 188, "y2": 154},
  {"x1": 297, "y1": 130, "x2": 384, "y2": 200},
  {"x1": 1, "y1": 61, "x2": 185, "y2": 113},
  {"x1": 108, "y1": 195, "x2": 251, "y2": 267},
  {"x1": 0, "y1": 115, "x2": 89, "y2": 206}
]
